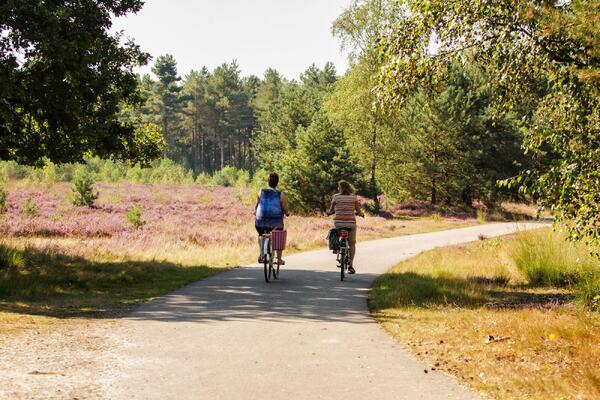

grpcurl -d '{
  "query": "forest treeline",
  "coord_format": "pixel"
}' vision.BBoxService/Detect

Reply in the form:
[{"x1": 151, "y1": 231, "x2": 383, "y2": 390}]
[
  {"x1": 125, "y1": 48, "x2": 529, "y2": 211},
  {"x1": 3, "y1": 0, "x2": 596, "y2": 227}
]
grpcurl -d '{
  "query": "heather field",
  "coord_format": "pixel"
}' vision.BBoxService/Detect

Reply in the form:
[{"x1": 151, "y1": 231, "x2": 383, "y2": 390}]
[
  {"x1": 0, "y1": 181, "x2": 478, "y2": 314},
  {"x1": 0, "y1": 181, "x2": 478, "y2": 264}
]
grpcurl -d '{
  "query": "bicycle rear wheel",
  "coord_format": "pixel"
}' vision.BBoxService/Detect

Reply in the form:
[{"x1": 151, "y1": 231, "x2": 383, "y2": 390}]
[{"x1": 340, "y1": 247, "x2": 346, "y2": 281}]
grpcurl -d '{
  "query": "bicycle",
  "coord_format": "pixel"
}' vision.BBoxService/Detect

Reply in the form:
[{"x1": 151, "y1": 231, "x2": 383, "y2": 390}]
[
  {"x1": 336, "y1": 229, "x2": 351, "y2": 281},
  {"x1": 259, "y1": 232, "x2": 280, "y2": 283}
]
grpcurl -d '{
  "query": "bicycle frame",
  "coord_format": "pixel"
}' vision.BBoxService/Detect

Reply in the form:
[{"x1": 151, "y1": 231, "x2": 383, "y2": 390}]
[
  {"x1": 260, "y1": 233, "x2": 279, "y2": 283},
  {"x1": 337, "y1": 230, "x2": 350, "y2": 281},
  {"x1": 261, "y1": 234, "x2": 271, "y2": 258}
]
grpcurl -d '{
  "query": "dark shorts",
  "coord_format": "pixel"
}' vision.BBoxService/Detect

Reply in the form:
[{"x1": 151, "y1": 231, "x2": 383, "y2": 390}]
[{"x1": 255, "y1": 225, "x2": 283, "y2": 236}]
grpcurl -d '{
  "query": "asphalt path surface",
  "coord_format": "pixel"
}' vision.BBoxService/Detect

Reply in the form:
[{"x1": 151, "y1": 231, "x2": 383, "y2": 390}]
[{"x1": 102, "y1": 222, "x2": 544, "y2": 399}]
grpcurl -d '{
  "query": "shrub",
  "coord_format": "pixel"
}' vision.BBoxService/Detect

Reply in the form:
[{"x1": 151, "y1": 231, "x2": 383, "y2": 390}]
[
  {"x1": 149, "y1": 159, "x2": 194, "y2": 184},
  {"x1": 476, "y1": 209, "x2": 487, "y2": 223},
  {"x1": 0, "y1": 186, "x2": 7, "y2": 214},
  {"x1": 125, "y1": 164, "x2": 146, "y2": 183},
  {"x1": 86, "y1": 157, "x2": 125, "y2": 178},
  {"x1": 195, "y1": 172, "x2": 212, "y2": 186},
  {"x1": 126, "y1": 204, "x2": 145, "y2": 229},
  {"x1": 20, "y1": 198, "x2": 39, "y2": 217},
  {"x1": 251, "y1": 169, "x2": 269, "y2": 191},
  {"x1": 0, "y1": 160, "x2": 30, "y2": 181},
  {"x1": 212, "y1": 166, "x2": 243, "y2": 187},
  {"x1": 235, "y1": 169, "x2": 251, "y2": 188},
  {"x1": 70, "y1": 168, "x2": 99, "y2": 206}
]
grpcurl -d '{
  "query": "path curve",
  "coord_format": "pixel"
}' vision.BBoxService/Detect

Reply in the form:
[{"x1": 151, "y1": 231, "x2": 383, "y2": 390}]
[{"x1": 102, "y1": 222, "x2": 544, "y2": 399}]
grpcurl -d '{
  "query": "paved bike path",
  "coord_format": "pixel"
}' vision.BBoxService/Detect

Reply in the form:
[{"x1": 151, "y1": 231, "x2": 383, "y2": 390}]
[{"x1": 102, "y1": 222, "x2": 544, "y2": 399}]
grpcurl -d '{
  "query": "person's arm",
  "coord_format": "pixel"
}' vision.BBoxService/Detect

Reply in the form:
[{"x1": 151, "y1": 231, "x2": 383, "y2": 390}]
[
  {"x1": 327, "y1": 198, "x2": 336, "y2": 216},
  {"x1": 355, "y1": 198, "x2": 365, "y2": 218},
  {"x1": 280, "y1": 193, "x2": 290, "y2": 216},
  {"x1": 253, "y1": 193, "x2": 260, "y2": 216}
]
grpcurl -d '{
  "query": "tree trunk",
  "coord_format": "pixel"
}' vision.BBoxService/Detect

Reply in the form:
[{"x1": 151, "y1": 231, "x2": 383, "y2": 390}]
[
  {"x1": 162, "y1": 111, "x2": 169, "y2": 158},
  {"x1": 431, "y1": 131, "x2": 438, "y2": 205},
  {"x1": 220, "y1": 140, "x2": 224, "y2": 170},
  {"x1": 200, "y1": 130, "x2": 206, "y2": 173},
  {"x1": 370, "y1": 122, "x2": 380, "y2": 211}
]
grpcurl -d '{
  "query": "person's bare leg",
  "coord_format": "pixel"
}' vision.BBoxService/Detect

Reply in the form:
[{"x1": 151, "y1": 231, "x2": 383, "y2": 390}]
[
  {"x1": 276, "y1": 250, "x2": 284, "y2": 264},
  {"x1": 349, "y1": 242, "x2": 356, "y2": 273}
]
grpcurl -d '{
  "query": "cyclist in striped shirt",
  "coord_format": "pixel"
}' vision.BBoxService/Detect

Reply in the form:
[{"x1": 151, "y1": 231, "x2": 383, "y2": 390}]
[{"x1": 327, "y1": 180, "x2": 364, "y2": 274}]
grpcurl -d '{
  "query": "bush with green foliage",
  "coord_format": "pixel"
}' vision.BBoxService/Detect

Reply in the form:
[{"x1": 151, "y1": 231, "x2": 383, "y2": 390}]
[
  {"x1": 0, "y1": 157, "x2": 200, "y2": 185},
  {"x1": 195, "y1": 172, "x2": 212, "y2": 186},
  {"x1": 211, "y1": 166, "x2": 249, "y2": 187},
  {"x1": 20, "y1": 198, "x2": 39, "y2": 217},
  {"x1": 70, "y1": 168, "x2": 99, "y2": 207},
  {"x1": 476, "y1": 209, "x2": 487, "y2": 223},
  {"x1": 0, "y1": 161, "x2": 29, "y2": 181},
  {"x1": 147, "y1": 158, "x2": 194, "y2": 184},
  {"x1": 126, "y1": 204, "x2": 145, "y2": 229},
  {"x1": 251, "y1": 169, "x2": 270, "y2": 191},
  {"x1": 0, "y1": 157, "x2": 262, "y2": 189}
]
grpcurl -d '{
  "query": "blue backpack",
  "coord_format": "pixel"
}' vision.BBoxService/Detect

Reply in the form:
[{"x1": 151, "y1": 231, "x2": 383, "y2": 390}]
[{"x1": 256, "y1": 188, "x2": 283, "y2": 226}]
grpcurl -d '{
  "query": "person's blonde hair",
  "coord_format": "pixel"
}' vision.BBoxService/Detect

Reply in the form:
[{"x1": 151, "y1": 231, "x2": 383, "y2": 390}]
[{"x1": 338, "y1": 180, "x2": 355, "y2": 195}]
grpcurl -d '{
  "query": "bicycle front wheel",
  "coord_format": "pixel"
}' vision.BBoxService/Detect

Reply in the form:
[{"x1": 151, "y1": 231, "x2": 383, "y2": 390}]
[{"x1": 272, "y1": 258, "x2": 279, "y2": 279}]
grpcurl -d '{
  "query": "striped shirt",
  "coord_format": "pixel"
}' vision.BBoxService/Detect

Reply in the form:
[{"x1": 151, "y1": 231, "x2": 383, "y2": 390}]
[{"x1": 333, "y1": 194, "x2": 357, "y2": 227}]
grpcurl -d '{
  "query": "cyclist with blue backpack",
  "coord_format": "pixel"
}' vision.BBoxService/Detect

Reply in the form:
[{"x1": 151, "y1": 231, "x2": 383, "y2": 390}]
[{"x1": 254, "y1": 172, "x2": 289, "y2": 265}]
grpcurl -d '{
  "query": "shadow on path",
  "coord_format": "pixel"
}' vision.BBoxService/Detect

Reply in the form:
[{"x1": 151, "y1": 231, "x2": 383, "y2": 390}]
[
  {"x1": 128, "y1": 266, "x2": 379, "y2": 324},
  {"x1": 371, "y1": 271, "x2": 575, "y2": 318}
]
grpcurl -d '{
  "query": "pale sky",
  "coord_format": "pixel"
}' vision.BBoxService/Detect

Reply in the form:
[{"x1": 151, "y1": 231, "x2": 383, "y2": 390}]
[{"x1": 112, "y1": 0, "x2": 352, "y2": 80}]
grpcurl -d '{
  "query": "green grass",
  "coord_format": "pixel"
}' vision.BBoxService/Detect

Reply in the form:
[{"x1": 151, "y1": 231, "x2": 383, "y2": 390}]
[
  {"x1": 510, "y1": 229, "x2": 597, "y2": 287},
  {"x1": 509, "y1": 229, "x2": 600, "y2": 310},
  {"x1": 578, "y1": 270, "x2": 600, "y2": 312},
  {"x1": 0, "y1": 242, "x2": 224, "y2": 315}
]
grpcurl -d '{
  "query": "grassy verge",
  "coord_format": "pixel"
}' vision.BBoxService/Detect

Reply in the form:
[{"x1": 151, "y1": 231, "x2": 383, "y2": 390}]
[
  {"x1": 371, "y1": 229, "x2": 600, "y2": 400},
  {"x1": 0, "y1": 242, "x2": 225, "y2": 317}
]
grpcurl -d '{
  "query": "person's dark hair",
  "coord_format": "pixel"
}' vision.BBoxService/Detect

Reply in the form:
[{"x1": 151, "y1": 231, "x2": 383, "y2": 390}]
[
  {"x1": 338, "y1": 180, "x2": 355, "y2": 195},
  {"x1": 268, "y1": 172, "x2": 279, "y2": 188}
]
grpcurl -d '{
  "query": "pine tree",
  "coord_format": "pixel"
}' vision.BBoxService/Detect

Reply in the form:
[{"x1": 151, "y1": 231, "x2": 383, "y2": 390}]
[
  {"x1": 152, "y1": 55, "x2": 185, "y2": 160},
  {"x1": 278, "y1": 112, "x2": 360, "y2": 212}
]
